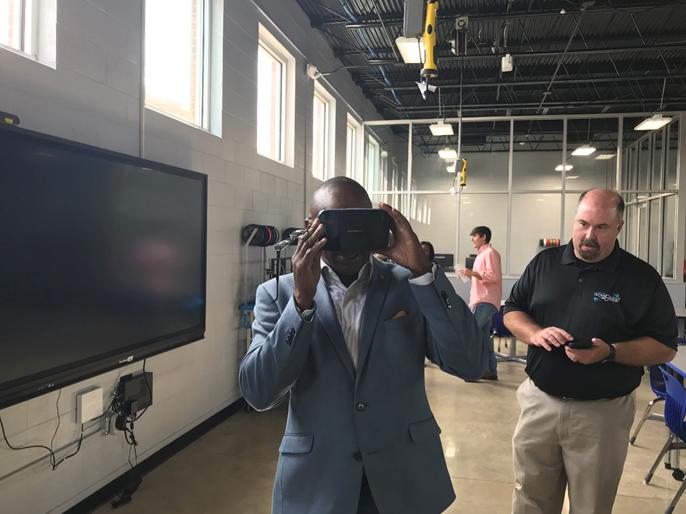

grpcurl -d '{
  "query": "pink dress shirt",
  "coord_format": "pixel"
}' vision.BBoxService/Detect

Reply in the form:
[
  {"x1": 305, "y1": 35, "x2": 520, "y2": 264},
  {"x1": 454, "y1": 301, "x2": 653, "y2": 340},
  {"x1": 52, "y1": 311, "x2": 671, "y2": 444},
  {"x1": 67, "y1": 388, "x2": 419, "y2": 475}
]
[{"x1": 468, "y1": 243, "x2": 502, "y2": 310}]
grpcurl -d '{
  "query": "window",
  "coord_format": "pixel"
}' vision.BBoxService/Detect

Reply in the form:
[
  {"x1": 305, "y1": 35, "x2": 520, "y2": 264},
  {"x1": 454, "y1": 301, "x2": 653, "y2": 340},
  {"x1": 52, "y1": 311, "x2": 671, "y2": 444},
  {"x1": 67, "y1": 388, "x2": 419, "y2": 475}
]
[
  {"x1": 346, "y1": 114, "x2": 362, "y2": 182},
  {"x1": 257, "y1": 24, "x2": 295, "y2": 166},
  {"x1": 366, "y1": 136, "x2": 380, "y2": 191},
  {"x1": 0, "y1": 0, "x2": 55, "y2": 66},
  {"x1": 257, "y1": 43, "x2": 284, "y2": 161},
  {"x1": 312, "y1": 81, "x2": 336, "y2": 180},
  {"x1": 145, "y1": 0, "x2": 214, "y2": 128},
  {"x1": 380, "y1": 150, "x2": 389, "y2": 203},
  {"x1": 0, "y1": 0, "x2": 31, "y2": 53},
  {"x1": 399, "y1": 173, "x2": 408, "y2": 216},
  {"x1": 390, "y1": 162, "x2": 399, "y2": 208}
]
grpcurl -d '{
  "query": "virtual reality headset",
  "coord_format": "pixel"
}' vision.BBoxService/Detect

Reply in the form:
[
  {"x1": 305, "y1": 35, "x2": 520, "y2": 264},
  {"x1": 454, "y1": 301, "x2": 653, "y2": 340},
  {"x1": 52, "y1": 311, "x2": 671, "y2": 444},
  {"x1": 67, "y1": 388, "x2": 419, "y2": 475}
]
[{"x1": 317, "y1": 208, "x2": 392, "y2": 252}]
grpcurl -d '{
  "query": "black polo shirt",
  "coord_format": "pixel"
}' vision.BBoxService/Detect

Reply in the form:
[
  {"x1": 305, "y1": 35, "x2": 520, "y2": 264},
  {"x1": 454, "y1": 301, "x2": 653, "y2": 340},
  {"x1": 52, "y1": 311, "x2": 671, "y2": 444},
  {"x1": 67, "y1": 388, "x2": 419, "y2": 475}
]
[{"x1": 504, "y1": 241, "x2": 677, "y2": 400}]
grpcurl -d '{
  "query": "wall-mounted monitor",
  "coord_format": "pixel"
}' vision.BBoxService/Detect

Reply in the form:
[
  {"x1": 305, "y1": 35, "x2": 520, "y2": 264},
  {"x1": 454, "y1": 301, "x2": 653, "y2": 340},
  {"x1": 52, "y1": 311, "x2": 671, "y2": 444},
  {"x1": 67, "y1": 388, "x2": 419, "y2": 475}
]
[{"x1": 0, "y1": 124, "x2": 207, "y2": 409}]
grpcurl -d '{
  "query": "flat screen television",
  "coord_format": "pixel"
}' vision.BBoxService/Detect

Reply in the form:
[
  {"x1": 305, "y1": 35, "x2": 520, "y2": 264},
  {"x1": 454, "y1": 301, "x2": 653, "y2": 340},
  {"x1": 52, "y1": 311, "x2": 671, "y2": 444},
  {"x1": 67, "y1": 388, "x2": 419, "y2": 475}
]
[{"x1": 0, "y1": 124, "x2": 207, "y2": 409}]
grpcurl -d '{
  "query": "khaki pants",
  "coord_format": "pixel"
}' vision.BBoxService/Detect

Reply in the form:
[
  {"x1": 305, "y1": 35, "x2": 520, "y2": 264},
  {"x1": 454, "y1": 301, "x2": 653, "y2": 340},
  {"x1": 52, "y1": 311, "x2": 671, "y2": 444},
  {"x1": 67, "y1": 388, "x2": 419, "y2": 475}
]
[{"x1": 512, "y1": 379, "x2": 635, "y2": 514}]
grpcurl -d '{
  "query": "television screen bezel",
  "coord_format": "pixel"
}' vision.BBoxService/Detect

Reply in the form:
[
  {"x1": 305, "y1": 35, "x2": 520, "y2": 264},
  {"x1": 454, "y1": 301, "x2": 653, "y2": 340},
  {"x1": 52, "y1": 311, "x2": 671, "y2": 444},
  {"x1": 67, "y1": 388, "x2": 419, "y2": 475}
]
[{"x1": 0, "y1": 124, "x2": 207, "y2": 409}]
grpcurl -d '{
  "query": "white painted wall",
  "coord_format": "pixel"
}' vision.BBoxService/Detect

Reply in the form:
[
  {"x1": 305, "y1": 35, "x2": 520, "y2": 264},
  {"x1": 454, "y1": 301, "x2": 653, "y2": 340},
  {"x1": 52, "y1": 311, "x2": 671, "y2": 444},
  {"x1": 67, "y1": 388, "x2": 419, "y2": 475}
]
[{"x1": 0, "y1": 1, "x2": 383, "y2": 512}]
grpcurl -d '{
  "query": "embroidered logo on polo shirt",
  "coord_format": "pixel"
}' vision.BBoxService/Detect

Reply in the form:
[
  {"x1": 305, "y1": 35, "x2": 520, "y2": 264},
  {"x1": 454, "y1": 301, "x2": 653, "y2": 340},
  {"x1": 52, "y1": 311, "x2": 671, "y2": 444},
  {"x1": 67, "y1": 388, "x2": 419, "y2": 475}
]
[{"x1": 593, "y1": 291, "x2": 620, "y2": 303}]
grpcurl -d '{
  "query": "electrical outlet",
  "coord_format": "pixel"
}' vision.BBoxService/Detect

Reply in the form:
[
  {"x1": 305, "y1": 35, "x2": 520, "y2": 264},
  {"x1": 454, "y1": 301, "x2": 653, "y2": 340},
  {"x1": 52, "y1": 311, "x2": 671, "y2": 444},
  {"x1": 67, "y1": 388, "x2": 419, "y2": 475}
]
[{"x1": 76, "y1": 386, "x2": 103, "y2": 424}]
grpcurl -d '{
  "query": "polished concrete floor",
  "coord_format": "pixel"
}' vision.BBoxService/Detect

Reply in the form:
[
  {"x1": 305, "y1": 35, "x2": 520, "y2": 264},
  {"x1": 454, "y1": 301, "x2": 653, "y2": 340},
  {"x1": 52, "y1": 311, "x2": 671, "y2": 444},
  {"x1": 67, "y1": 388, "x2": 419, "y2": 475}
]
[{"x1": 94, "y1": 354, "x2": 686, "y2": 514}]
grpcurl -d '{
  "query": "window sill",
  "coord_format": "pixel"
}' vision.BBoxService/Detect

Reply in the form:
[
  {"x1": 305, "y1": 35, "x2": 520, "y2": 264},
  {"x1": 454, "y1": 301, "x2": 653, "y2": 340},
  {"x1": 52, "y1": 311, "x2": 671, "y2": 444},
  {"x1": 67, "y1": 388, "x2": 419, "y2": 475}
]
[
  {"x1": 256, "y1": 151, "x2": 294, "y2": 169},
  {"x1": 0, "y1": 43, "x2": 55, "y2": 70},
  {"x1": 145, "y1": 107, "x2": 221, "y2": 140}
]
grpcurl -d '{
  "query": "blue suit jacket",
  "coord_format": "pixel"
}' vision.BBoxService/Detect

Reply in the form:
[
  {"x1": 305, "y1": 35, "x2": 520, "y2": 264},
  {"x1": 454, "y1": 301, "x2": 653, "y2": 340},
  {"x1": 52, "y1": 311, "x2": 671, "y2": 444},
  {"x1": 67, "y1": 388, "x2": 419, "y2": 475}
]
[{"x1": 239, "y1": 259, "x2": 488, "y2": 514}]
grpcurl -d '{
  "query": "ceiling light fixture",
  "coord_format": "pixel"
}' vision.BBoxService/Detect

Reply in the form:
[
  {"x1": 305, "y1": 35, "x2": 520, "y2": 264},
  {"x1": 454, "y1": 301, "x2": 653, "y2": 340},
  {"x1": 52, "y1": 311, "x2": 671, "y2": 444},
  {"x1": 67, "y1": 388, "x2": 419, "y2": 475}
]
[
  {"x1": 571, "y1": 119, "x2": 597, "y2": 157},
  {"x1": 555, "y1": 164, "x2": 574, "y2": 172},
  {"x1": 430, "y1": 88, "x2": 453, "y2": 136},
  {"x1": 430, "y1": 121, "x2": 454, "y2": 136},
  {"x1": 501, "y1": 53, "x2": 513, "y2": 73},
  {"x1": 635, "y1": 78, "x2": 672, "y2": 131},
  {"x1": 634, "y1": 113, "x2": 672, "y2": 131},
  {"x1": 571, "y1": 144, "x2": 597, "y2": 157},
  {"x1": 439, "y1": 147, "x2": 458, "y2": 160},
  {"x1": 396, "y1": 36, "x2": 424, "y2": 64},
  {"x1": 595, "y1": 153, "x2": 615, "y2": 160}
]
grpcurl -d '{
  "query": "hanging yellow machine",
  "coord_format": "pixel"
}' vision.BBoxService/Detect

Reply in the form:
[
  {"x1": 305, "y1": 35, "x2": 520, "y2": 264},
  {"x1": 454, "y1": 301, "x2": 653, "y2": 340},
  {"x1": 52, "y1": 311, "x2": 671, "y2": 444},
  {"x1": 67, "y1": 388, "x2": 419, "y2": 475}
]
[
  {"x1": 419, "y1": 1, "x2": 468, "y2": 190},
  {"x1": 420, "y1": 0, "x2": 438, "y2": 82},
  {"x1": 416, "y1": 0, "x2": 438, "y2": 100}
]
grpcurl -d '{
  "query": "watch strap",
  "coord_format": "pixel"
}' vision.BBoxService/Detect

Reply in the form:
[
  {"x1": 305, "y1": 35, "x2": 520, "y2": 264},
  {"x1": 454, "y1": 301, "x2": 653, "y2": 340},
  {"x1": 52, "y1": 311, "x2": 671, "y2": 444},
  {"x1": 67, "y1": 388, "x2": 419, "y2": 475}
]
[{"x1": 601, "y1": 342, "x2": 616, "y2": 364}]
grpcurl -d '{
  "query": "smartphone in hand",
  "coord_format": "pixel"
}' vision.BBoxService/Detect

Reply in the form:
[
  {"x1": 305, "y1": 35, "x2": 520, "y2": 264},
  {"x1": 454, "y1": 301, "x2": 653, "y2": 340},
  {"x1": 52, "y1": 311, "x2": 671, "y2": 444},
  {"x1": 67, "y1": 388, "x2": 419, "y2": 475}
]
[{"x1": 567, "y1": 339, "x2": 592, "y2": 349}]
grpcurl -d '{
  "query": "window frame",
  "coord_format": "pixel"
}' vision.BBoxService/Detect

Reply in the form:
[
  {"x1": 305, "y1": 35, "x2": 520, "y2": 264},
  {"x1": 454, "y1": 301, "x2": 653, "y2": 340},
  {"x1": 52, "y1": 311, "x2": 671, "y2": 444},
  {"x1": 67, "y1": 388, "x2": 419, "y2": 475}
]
[
  {"x1": 0, "y1": 0, "x2": 31, "y2": 55},
  {"x1": 257, "y1": 41, "x2": 286, "y2": 162},
  {"x1": 312, "y1": 80, "x2": 336, "y2": 181},
  {"x1": 256, "y1": 23, "x2": 295, "y2": 167},
  {"x1": 366, "y1": 135, "x2": 381, "y2": 192},
  {"x1": 144, "y1": 0, "x2": 211, "y2": 129},
  {"x1": 0, "y1": 0, "x2": 54, "y2": 66},
  {"x1": 346, "y1": 113, "x2": 363, "y2": 182}
]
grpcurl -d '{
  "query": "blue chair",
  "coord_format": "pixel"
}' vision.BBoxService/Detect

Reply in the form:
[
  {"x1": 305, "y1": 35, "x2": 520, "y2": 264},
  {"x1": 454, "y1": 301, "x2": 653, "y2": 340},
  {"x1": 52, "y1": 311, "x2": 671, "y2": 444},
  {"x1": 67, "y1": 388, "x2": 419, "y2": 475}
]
[
  {"x1": 491, "y1": 306, "x2": 526, "y2": 364},
  {"x1": 644, "y1": 367, "x2": 686, "y2": 514},
  {"x1": 630, "y1": 365, "x2": 667, "y2": 445}
]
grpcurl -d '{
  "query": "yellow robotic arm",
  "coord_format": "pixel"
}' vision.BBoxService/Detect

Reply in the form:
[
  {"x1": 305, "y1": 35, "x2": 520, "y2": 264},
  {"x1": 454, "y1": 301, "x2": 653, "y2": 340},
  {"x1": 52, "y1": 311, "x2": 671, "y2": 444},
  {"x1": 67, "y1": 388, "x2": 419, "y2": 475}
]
[
  {"x1": 421, "y1": 0, "x2": 438, "y2": 81},
  {"x1": 459, "y1": 158, "x2": 467, "y2": 187}
]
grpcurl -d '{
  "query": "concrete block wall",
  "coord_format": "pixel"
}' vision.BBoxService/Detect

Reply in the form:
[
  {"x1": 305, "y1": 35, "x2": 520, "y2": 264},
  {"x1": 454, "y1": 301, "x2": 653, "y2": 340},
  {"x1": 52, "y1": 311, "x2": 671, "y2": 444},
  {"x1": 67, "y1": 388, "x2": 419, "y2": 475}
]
[{"x1": 0, "y1": 1, "x2": 382, "y2": 512}]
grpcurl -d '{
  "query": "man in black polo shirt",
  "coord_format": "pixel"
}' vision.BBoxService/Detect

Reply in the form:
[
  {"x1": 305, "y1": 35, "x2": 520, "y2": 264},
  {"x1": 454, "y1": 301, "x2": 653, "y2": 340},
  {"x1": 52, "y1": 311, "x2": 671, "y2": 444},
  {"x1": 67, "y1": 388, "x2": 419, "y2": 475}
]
[{"x1": 504, "y1": 188, "x2": 677, "y2": 514}]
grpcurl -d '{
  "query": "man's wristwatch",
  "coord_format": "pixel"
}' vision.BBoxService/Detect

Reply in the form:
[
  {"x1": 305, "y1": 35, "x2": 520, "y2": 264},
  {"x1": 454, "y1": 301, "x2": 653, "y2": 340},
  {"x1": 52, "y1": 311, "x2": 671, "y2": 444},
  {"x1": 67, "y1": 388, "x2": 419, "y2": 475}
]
[{"x1": 601, "y1": 342, "x2": 616, "y2": 364}]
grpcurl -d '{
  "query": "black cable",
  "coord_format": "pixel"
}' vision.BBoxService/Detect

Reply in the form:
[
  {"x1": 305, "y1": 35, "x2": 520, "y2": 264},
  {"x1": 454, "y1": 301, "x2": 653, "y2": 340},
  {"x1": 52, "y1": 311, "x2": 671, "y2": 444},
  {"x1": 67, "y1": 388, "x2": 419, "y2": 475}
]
[
  {"x1": 49, "y1": 388, "x2": 63, "y2": 466},
  {"x1": 0, "y1": 388, "x2": 88, "y2": 471},
  {"x1": 124, "y1": 428, "x2": 138, "y2": 470},
  {"x1": 0, "y1": 413, "x2": 55, "y2": 458},
  {"x1": 129, "y1": 360, "x2": 151, "y2": 422},
  {"x1": 51, "y1": 423, "x2": 84, "y2": 470},
  {"x1": 272, "y1": 247, "x2": 282, "y2": 303}
]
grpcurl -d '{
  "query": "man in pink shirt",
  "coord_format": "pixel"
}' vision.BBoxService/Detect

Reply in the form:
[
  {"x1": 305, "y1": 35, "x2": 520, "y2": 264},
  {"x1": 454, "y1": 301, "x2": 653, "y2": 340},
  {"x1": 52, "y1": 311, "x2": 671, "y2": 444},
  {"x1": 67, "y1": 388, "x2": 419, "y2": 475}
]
[{"x1": 459, "y1": 226, "x2": 503, "y2": 380}]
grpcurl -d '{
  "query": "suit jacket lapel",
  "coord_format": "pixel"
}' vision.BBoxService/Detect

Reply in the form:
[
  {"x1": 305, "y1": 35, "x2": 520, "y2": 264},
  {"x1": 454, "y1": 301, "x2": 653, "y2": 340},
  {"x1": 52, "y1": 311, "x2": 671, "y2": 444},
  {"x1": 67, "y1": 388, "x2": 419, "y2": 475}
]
[
  {"x1": 314, "y1": 278, "x2": 356, "y2": 381},
  {"x1": 356, "y1": 261, "x2": 391, "y2": 384}
]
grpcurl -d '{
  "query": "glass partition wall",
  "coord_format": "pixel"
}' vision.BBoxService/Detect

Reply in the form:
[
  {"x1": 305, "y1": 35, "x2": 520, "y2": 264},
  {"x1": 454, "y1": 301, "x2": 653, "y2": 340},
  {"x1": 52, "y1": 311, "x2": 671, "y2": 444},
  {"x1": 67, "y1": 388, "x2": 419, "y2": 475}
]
[
  {"x1": 620, "y1": 117, "x2": 680, "y2": 277},
  {"x1": 364, "y1": 114, "x2": 683, "y2": 279}
]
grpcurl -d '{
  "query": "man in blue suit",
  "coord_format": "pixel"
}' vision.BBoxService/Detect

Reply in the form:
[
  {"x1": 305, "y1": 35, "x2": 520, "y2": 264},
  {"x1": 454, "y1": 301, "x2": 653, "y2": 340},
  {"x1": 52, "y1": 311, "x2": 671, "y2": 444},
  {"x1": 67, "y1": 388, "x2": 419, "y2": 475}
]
[{"x1": 240, "y1": 177, "x2": 488, "y2": 514}]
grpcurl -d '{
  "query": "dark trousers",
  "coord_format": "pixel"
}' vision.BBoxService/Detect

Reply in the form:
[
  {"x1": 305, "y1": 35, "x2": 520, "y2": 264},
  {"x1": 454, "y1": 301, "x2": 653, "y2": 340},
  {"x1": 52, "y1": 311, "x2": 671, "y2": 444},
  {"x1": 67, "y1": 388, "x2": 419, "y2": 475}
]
[
  {"x1": 472, "y1": 302, "x2": 498, "y2": 375},
  {"x1": 357, "y1": 472, "x2": 380, "y2": 514}
]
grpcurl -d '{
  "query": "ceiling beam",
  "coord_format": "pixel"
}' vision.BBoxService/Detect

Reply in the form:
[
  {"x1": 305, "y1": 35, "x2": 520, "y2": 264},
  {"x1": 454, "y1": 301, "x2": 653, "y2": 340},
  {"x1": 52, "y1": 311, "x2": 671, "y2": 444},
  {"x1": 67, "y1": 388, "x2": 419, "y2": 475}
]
[
  {"x1": 391, "y1": 97, "x2": 686, "y2": 112},
  {"x1": 311, "y1": 1, "x2": 684, "y2": 29},
  {"x1": 333, "y1": 31, "x2": 686, "y2": 59},
  {"x1": 357, "y1": 73, "x2": 686, "y2": 92},
  {"x1": 364, "y1": 42, "x2": 686, "y2": 66}
]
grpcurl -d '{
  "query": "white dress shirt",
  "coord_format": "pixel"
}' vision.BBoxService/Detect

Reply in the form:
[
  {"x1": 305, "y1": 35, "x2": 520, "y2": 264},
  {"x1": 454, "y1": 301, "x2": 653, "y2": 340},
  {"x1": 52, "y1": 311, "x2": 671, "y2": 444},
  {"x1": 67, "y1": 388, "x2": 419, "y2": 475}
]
[
  {"x1": 296, "y1": 258, "x2": 436, "y2": 368},
  {"x1": 321, "y1": 260, "x2": 372, "y2": 369}
]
